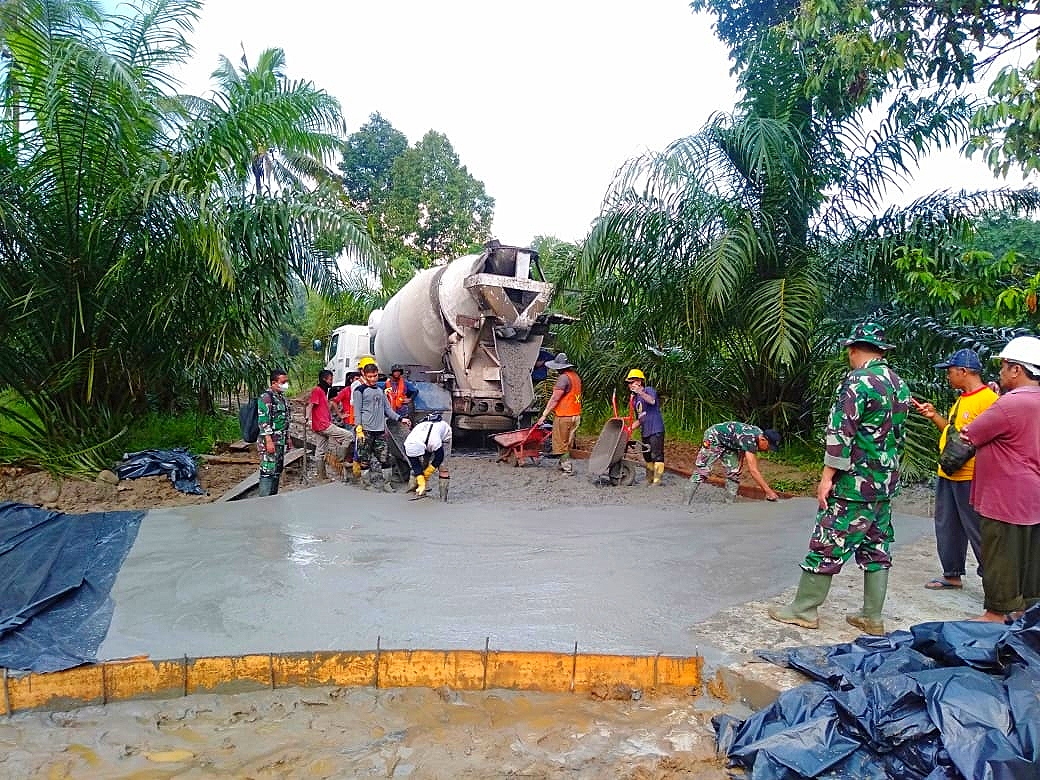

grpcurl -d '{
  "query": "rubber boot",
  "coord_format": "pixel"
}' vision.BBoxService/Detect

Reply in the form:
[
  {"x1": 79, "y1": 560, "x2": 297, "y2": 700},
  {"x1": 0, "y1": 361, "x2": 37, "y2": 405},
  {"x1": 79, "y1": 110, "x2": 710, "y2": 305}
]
[
  {"x1": 407, "y1": 475, "x2": 418, "y2": 492},
  {"x1": 415, "y1": 474, "x2": 427, "y2": 496},
  {"x1": 846, "y1": 569, "x2": 889, "y2": 636},
  {"x1": 270, "y1": 475, "x2": 281, "y2": 495},
  {"x1": 683, "y1": 478, "x2": 702, "y2": 505},
  {"x1": 257, "y1": 475, "x2": 276, "y2": 497},
  {"x1": 381, "y1": 468, "x2": 395, "y2": 492},
  {"x1": 351, "y1": 461, "x2": 363, "y2": 483},
  {"x1": 438, "y1": 475, "x2": 449, "y2": 501},
  {"x1": 768, "y1": 571, "x2": 833, "y2": 629},
  {"x1": 724, "y1": 479, "x2": 739, "y2": 503},
  {"x1": 316, "y1": 458, "x2": 328, "y2": 480},
  {"x1": 645, "y1": 463, "x2": 654, "y2": 484},
  {"x1": 559, "y1": 458, "x2": 574, "y2": 475},
  {"x1": 652, "y1": 462, "x2": 665, "y2": 485}
]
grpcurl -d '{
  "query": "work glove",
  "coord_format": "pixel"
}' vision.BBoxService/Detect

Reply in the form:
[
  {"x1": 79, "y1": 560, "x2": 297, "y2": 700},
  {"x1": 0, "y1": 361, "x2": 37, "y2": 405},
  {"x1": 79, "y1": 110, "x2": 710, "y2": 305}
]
[
  {"x1": 355, "y1": 426, "x2": 365, "y2": 441},
  {"x1": 415, "y1": 474, "x2": 427, "y2": 496},
  {"x1": 422, "y1": 464, "x2": 436, "y2": 478}
]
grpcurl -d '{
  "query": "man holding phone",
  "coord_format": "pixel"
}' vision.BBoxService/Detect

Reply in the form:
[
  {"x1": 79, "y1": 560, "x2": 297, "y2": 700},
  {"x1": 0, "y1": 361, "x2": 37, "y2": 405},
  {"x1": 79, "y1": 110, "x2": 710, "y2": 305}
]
[{"x1": 911, "y1": 349, "x2": 997, "y2": 591}]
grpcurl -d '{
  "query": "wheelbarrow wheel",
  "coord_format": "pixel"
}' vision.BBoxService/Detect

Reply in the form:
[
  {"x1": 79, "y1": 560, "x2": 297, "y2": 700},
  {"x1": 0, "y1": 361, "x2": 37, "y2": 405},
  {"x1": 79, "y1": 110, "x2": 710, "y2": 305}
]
[
  {"x1": 608, "y1": 460, "x2": 637, "y2": 487},
  {"x1": 505, "y1": 450, "x2": 520, "y2": 467}
]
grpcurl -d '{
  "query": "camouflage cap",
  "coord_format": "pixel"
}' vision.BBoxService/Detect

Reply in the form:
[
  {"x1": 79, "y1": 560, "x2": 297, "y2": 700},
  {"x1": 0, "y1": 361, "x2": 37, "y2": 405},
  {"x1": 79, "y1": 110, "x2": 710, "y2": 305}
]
[{"x1": 842, "y1": 322, "x2": 894, "y2": 351}]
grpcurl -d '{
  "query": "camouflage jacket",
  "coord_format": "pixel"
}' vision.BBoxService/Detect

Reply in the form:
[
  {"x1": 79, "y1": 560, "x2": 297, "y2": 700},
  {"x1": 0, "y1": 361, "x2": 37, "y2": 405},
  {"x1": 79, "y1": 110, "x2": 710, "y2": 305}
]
[
  {"x1": 824, "y1": 358, "x2": 910, "y2": 501},
  {"x1": 705, "y1": 421, "x2": 763, "y2": 453},
  {"x1": 257, "y1": 389, "x2": 289, "y2": 443}
]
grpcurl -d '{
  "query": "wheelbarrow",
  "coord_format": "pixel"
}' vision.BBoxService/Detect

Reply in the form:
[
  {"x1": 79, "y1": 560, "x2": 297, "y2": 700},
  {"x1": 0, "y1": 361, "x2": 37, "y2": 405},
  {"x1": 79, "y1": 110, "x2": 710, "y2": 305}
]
[
  {"x1": 492, "y1": 425, "x2": 551, "y2": 467},
  {"x1": 587, "y1": 391, "x2": 639, "y2": 486}
]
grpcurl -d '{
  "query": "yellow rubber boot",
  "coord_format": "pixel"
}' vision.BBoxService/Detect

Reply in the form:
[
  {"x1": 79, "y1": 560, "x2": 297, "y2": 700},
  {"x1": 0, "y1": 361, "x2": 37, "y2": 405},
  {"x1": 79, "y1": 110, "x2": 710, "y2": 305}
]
[
  {"x1": 416, "y1": 474, "x2": 427, "y2": 496},
  {"x1": 652, "y1": 462, "x2": 665, "y2": 485},
  {"x1": 351, "y1": 461, "x2": 362, "y2": 481}
]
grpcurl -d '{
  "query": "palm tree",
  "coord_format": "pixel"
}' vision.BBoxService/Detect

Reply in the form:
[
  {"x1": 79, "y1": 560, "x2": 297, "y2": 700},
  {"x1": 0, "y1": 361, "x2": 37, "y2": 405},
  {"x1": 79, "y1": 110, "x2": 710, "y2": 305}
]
[
  {"x1": 0, "y1": 0, "x2": 381, "y2": 470},
  {"x1": 567, "y1": 34, "x2": 1036, "y2": 436}
]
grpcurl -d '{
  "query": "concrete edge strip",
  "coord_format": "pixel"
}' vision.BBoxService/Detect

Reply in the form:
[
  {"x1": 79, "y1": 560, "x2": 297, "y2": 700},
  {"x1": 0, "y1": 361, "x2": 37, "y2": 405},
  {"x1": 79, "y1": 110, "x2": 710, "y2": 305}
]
[{"x1": 2, "y1": 648, "x2": 703, "y2": 715}]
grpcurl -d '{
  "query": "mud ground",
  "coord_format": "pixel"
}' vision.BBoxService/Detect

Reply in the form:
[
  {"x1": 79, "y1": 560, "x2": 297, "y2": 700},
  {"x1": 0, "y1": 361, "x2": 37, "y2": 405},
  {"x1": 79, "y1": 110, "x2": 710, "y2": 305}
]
[{"x1": 0, "y1": 686, "x2": 733, "y2": 779}]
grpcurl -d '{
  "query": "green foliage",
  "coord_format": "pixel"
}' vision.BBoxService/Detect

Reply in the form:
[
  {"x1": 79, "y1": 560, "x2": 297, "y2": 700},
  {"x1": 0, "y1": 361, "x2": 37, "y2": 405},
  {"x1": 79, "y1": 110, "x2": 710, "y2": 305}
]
[
  {"x1": 339, "y1": 112, "x2": 408, "y2": 210},
  {"x1": 382, "y1": 131, "x2": 495, "y2": 268},
  {"x1": 0, "y1": 0, "x2": 383, "y2": 472},
  {"x1": 120, "y1": 412, "x2": 241, "y2": 455},
  {"x1": 338, "y1": 121, "x2": 494, "y2": 271},
  {"x1": 531, "y1": 235, "x2": 582, "y2": 314}
]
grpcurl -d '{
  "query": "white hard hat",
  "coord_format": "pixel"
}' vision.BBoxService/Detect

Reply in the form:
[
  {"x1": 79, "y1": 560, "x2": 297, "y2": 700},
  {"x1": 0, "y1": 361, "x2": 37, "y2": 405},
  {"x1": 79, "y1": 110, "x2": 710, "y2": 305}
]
[{"x1": 998, "y1": 336, "x2": 1040, "y2": 375}]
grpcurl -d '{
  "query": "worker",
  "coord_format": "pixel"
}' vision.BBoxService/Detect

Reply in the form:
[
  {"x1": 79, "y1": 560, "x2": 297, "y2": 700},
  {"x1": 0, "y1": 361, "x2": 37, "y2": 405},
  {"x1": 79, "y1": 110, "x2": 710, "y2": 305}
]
[
  {"x1": 256, "y1": 368, "x2": 291, "y2": 496},
  {"x1": 353, "y1": 361, "x2": 411, "y2": 490},
  {"x1": 385, "y1": 364, "x2": 419, "y2": 420},
  {"x1": 404, "y1": 412, "x2": 453, "y2": 499},
  {"x1": 531, "y1": 347, "x2": 555, "y2": 384},
  {"x1": 337, "y1": 358, "x2": 375, "y2": 481},
  {"x1": 330, "y1": 367, "x2": 361, "y2": 476},
  {"x1": 684, "y1": 422, "x2": 781, "y2": 503},
  {"x1": 535, "y1": 352, "x2": 582, "y2": 475},
  {"x1": 625, "y1": 369, "x2": 666, "y2": 485},
  {"x1": 306, "y1": 369, "x2": 352, "y2": 480}
]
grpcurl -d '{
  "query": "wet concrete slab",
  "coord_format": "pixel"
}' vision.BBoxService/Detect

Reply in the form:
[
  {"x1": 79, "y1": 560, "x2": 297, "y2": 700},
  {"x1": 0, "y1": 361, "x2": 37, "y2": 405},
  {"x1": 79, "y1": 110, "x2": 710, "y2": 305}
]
[{"x1": 99, "y1": 483, "x2": 933, "y2": 663}]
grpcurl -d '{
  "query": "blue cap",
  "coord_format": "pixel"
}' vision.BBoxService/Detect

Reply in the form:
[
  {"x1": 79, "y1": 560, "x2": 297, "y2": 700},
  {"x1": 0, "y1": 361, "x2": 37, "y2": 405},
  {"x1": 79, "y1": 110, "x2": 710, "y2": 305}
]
[{"x1": 934, "y1": 348, "x2": 982, "y2": 371}]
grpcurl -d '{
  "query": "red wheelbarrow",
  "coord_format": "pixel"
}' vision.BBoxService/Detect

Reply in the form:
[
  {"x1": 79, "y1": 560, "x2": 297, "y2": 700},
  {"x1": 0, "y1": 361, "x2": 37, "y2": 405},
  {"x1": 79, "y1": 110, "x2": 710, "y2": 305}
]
[{"x1": 492, "y1": 425, "x2": 551, "y2": 467}]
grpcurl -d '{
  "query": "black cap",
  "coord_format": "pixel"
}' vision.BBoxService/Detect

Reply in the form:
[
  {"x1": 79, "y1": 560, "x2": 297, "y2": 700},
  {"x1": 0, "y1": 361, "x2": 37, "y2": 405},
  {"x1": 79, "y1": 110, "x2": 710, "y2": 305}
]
[{"x1": 762, "y1": 429, "x2": 781, "y2": 452}]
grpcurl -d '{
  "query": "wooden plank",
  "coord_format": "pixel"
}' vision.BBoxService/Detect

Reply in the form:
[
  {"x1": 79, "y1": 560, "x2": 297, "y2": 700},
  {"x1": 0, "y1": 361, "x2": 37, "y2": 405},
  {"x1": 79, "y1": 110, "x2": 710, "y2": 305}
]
[{"x1": 218, "y1": 448, "x2": 305, "y2": 502}]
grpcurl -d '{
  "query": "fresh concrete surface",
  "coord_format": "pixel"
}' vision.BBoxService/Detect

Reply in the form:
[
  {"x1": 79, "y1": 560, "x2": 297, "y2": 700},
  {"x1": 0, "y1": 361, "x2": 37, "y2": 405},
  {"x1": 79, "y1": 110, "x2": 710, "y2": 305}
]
[{"x1": 99, "y1": 482, "x2": 934, "y2": 666}]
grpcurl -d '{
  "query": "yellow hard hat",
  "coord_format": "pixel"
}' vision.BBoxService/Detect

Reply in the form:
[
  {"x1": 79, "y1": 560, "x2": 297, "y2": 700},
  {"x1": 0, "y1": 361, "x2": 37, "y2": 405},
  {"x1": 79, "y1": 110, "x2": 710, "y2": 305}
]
[
  {"x1": 358, "y1": 355, "x2": 376, "y2": 370},
  {"x1": 626, "y1": 368, "x2": 645, "y2": 381}
]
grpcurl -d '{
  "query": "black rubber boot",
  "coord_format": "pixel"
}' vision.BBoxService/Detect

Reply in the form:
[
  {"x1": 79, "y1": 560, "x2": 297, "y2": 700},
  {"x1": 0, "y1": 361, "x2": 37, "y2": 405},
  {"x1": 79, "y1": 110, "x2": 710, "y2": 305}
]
[{"x1": 270, "y1": 475, "x2": 281, "y2": 495}]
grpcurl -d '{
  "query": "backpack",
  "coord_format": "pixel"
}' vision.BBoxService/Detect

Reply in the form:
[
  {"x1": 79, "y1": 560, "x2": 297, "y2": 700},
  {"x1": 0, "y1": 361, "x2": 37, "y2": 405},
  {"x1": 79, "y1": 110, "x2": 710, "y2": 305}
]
[{"x1": 239, "y1": 398, "x2": 260, "y2": 443}]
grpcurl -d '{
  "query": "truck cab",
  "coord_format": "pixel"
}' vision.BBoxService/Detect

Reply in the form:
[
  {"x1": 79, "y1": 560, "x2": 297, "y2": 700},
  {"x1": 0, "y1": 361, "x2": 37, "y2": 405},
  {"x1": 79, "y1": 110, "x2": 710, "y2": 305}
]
[{"x1": 323, "y1": 324, "x2": 371, "y2": 390}]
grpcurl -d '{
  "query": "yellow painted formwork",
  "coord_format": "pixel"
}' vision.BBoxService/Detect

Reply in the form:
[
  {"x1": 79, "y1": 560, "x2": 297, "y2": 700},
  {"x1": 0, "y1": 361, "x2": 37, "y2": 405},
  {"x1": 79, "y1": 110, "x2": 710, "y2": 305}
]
[{"x1": 2, "y1": 649, "x2": 703, "y2": 716}]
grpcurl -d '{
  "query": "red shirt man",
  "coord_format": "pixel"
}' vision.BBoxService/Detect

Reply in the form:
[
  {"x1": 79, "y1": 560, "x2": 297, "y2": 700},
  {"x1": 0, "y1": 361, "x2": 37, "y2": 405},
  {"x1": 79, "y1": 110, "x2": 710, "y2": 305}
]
[{"x1": 306, "y1": 370, "x2": 353, "y2": 479}]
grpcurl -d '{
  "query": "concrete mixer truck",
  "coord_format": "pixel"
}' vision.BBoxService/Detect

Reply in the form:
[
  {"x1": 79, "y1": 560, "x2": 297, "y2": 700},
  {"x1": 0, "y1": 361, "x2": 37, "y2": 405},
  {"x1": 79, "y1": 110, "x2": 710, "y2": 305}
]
[{"x1": 368, "y1": 242, "x2": 557, "y2": 432}]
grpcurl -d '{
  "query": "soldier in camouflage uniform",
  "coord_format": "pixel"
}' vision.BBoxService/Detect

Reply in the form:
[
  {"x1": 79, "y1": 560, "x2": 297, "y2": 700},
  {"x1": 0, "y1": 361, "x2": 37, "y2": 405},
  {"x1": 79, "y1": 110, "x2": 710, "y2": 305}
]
[
  {"x1": 257, "y1": 369, "x2": 291, "y2": 497},
  {"x1": 683, "y1": 422, "x2": 781, "y2": 503},
  {"x1": 769, "y1": 322, "x2": 910, "y2": 635}
]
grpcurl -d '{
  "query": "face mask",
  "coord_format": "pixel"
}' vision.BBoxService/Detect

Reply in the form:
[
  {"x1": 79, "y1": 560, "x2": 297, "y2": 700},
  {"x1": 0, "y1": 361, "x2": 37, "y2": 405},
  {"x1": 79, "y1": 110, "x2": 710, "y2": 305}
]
[{"x1": 279, "y1": 382, "x2": 289, "y2": 392}]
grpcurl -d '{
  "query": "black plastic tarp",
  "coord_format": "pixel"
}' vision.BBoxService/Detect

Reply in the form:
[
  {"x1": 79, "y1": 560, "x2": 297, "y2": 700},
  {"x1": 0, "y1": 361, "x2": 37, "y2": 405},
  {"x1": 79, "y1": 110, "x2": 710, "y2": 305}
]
[
  {"x1": 115, "y1": 447, "x2": 204, "y2": 494},
  {"x1": 0, "y1": 501, "x2": 142, "y2": 673},
  {"x1": 715, "y1": 606, "x2": 1040, "y2": 779}
]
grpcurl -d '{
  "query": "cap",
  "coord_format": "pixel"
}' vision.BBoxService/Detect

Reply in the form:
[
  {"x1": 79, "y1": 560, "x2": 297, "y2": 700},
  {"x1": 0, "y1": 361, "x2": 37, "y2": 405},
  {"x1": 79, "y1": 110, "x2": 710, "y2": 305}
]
[
  {"x1": 842, "y1": 322, "x2": 894, "y2": 351},
  {"x1": 762, "y1": 429, "x2": 781, "y2": 452},
  {"x1": 934, "y1": 348, "x2": 982, "y2": 371}
]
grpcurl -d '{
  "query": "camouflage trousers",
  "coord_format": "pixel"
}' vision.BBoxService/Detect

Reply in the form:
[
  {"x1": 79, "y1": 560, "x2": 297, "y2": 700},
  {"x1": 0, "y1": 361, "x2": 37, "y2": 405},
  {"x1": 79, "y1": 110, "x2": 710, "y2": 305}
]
[
  {"x1": 801, "y1": 497, "x2": 893, "y2": 575},
  {"x1": 258, "y1": 442, "x2": 285, "y2": 478},
  {"x1": 355, "y1": 431, "x2": 390, "y2": 470},
  {"x1": 690, "y1": 434, "x2": 741, "y2": 497}
]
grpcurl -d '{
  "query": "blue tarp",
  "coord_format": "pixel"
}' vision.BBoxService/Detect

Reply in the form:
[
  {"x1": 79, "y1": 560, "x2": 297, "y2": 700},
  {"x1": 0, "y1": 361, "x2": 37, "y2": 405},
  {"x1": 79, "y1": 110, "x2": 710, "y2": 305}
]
[
  {"x1": 115, "y1": 448, "x2": 204, "y2": 494},
  {"x1": 0, "y1": 501, "x2": 142, "y2": 672},
  {"x1": 715, "y1": 606, "x2": 1040, "y2": 779}
]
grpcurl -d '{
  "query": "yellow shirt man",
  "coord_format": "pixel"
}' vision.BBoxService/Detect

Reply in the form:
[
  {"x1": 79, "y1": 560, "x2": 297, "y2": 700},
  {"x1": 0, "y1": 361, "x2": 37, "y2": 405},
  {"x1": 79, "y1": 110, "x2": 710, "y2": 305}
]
[{"x1": 937, "y1": 385, "x2": 999, "y2": 480}]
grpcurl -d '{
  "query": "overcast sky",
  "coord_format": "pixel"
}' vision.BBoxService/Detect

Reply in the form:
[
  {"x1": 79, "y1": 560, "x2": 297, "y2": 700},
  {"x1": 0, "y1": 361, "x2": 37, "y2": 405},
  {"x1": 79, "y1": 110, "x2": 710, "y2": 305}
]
[{"x1": 173, "y1": 0, "x2": 1031, "y2": 245}]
